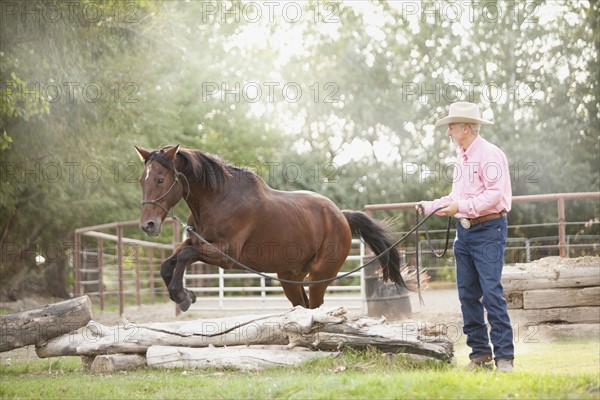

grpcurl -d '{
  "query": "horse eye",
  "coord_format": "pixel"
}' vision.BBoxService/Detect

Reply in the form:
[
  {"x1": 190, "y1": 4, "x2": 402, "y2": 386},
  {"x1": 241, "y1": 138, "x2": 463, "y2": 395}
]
[{"x1": 157, "y1": 178, "x2": 164, "y2": 184}]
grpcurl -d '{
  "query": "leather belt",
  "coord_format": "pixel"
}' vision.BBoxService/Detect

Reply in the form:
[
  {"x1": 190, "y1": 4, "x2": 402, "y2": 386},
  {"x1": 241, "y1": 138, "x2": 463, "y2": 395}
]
[{"x1": 459, "y1": 211, "x2": 506, "y2": 229}]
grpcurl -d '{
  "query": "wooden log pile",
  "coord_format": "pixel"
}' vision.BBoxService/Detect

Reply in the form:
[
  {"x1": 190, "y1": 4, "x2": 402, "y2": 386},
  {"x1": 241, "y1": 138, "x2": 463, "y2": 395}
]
[
  {"x1": 1, "y1": 296, "x2": 454, "y2": 372},
  {"x1": 502, "y1": 256, "x2": 600, "y2": 328},
  {"x1": 28, "y1": 305, "x2": 452, "y2": 372}
]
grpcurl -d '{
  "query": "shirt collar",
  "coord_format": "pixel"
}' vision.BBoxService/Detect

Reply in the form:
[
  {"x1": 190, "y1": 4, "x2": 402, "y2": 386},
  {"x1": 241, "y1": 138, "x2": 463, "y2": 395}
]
[{"x1": 461, "y1": 135, "x2": 483, "y2": 161}]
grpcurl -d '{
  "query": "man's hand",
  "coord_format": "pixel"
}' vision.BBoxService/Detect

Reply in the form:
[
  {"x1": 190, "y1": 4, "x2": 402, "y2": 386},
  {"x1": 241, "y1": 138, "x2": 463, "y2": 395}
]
[
  {"x1": 438, "y1": 201, "x2": 459, "y2": 216},
  {"x1": 415, "y1": 203, "x2": 425, "y2": 215}
]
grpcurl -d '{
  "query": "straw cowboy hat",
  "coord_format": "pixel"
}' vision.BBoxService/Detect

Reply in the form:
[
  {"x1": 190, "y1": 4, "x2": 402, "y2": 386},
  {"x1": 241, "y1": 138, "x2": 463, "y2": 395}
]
[{"x1": 435, "y1": 102, "x2": 494, "y2": 126}]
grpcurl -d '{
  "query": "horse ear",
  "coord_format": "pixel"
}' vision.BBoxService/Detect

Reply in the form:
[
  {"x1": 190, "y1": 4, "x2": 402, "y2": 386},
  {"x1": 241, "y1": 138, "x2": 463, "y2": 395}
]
[
  {"x1": 135, "y1": 146, "x2": 151, "y2": 162},
  {"x1": 164, "y1": 144, "x2": 180, "y2": 160}
]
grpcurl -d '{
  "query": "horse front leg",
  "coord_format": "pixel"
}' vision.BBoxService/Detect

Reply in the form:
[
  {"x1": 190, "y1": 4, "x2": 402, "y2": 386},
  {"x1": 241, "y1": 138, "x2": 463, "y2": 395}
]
[
  {"x1": 160, "y1": 238, "x2": 194, "y2": 289},
  {"x1": 167, "y1": 240, "x2": 239, "y2": 312},
  {"x1": 160, "y1": 239, "x2": 197, "y2": 311},
  {"x1": 166, "y1": 244, "x2": 206, "y2": 311}
]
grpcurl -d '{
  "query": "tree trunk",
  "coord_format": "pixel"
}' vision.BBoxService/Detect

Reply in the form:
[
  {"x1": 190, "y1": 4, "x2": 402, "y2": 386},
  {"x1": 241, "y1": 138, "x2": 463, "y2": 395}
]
[
  {"x1": 146, "y1": 345, "x2": 339, "y2": 371},
  {"x1": 36, "y1": 306, "x2": 454, "y2": 362},
  {"x1": 91, "y1": 354, "x2": 147, "y2": 373},
  {"x1": 44, "y1": 259, "x2": 70, "y2": 299},
  {"x1": 0, "y1": 296, "x2": 93, "y2": 352}
]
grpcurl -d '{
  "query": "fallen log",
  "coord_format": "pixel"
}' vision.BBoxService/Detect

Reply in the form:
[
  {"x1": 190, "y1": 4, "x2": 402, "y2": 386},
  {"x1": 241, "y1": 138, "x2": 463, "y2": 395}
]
[
  {"x1": 36, "y1": 306, "x2": 454, "y2": 362},
  {"x1": 91, "y1": 354, "x2": 147, "y2": 373},
  {"x1": 509, "y1": 306, "x2": 600, "y2": 325},
  {"x1": 287, "y1": 321, "x2": 454, "y2": 360},
  {"x1": 502, "y1": 266, "x2": 599, "y2": 291},
  {"x1": 0, "y1": 296, "x2": 93, "y2": 352},
  {"x1": 147, "y1": 345, "x2": 339, "y2": 371},
  {"x1": 523, "y1": 286, "x2": 600, "y2": 309},
  {"x1": 35, "y1": 312, "x2": 289, "y2": 358}
]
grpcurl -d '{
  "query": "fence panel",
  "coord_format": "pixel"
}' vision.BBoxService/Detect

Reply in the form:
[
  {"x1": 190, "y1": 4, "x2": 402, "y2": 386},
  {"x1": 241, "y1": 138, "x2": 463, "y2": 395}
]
[{"x1": 74, "y1": 192, "x2": 599, "y2": 315}]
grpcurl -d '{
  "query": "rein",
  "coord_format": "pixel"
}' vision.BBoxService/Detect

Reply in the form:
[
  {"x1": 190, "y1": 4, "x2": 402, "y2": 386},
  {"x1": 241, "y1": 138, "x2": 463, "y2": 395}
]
[{"x1": 168, "y1": 206, "x2": 451, "y2": 292}]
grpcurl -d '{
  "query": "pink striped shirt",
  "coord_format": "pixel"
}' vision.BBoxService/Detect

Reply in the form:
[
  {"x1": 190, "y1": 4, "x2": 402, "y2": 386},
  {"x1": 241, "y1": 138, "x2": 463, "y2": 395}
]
[{"x1": 421, "y1": 135, "x2": 512, "y2": 218}]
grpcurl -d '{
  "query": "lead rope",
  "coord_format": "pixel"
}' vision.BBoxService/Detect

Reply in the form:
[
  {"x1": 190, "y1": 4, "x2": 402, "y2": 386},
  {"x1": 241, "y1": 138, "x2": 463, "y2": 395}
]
[
  {"x1": 415, "y1": 208, "x2": 453, "y2": 305},
  {"x1": 415, "y1": 209, "x2": 425, "y2": 306}
]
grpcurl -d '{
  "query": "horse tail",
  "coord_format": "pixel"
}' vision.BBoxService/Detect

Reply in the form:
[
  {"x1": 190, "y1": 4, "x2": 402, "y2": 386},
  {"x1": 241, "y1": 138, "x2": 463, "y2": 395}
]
[{"x1": 342, "y1": 211, "x2": 406, "y2": 288}]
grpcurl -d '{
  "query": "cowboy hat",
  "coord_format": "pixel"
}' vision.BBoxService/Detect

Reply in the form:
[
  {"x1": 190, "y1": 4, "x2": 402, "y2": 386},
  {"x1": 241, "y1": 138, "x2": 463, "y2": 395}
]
[{"x1": 435, "y1": 102, "x2": 494, "y2": 126}]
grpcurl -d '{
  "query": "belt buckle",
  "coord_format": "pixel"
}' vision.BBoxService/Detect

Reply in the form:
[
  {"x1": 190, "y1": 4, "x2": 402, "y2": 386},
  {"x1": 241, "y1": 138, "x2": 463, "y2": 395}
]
[{"x1": 459, "y1": 218, "x2": 471, "y2": 229}]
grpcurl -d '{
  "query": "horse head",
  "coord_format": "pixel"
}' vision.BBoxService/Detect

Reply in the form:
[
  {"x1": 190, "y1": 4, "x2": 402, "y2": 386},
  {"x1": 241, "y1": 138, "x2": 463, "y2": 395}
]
[{"x1": 135, "y1": 144, "x2": 185, "y2": 236}]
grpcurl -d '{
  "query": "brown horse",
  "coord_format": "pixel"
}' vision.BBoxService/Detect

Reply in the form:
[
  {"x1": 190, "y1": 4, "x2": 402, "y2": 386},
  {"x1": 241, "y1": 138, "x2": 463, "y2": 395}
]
[{"x1": 135, "y1": 145, "x2": 405, "y2": 311}]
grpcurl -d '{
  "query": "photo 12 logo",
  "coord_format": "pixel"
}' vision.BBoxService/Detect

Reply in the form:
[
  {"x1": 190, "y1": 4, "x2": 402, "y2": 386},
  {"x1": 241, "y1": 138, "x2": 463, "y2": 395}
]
[
  {"x1": 0, "y1": 1, "x2": 141, "y2": 24},
  {"x1": 400, "y1": 1, "x2": 540, "y2": 24},
  {"x1": 400, "y1": 81, "x2": 542, "y2": 104},
  {"x1": 200, "y1": 1, "x2": 340, "y2": 24},
  {"x1": 395, "y1": 162, "x2": 540, "y2": 185},
  {"x1": 1, "y1": 80, "x2": 139, "y2": 104},
  {"x1": 201, "y1": 81, "x2": 340, "y2": 104},
  {"x1": 0, "y1": 161, "x2": 141, "y2": 184}
]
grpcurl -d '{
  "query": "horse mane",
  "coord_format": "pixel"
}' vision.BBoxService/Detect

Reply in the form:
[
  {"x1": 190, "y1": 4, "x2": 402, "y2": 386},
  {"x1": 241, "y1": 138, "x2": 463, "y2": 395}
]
[
  {"x1": 145, "y1": 145, "x2": 231, "y2": 191},
  {"x1": 148, "y1": 145, "x2": 264, "y2": 191},
  {"x1": 174, "y1": 147, "x2": 232, "y2": 191}
]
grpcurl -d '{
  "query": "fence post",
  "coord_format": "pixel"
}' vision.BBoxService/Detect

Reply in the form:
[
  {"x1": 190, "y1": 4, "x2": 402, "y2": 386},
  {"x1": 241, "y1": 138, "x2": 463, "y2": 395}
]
[
  {"x1": 74, "y1": 232, "x2": 81, "y2": 296},
  {"x1": 97, "y1": 237, "x2": 104, "y2": 311},
  {"x1": 173, "y1": 219, "x2": 180, "y2": 247},
  {"x1": 260, "y1": 276, "x2": 266, "y2": 302},
  {"x1": 359, "y1": 240, "x2": 366, "y2": 314},
  {"x1": 117, "y1": 225, "x2": 124, "y2": 316},
  {"x1": 557, "y1": 197, "x2": 566, "y2": 257},
  {"x1": 219, "y1": 267, "x2": 225, "y2": 308},
  {"x1": 148, "y1": 247, "x2": 155, "y2": 304},
  {"x1": 135, "y1": 245, "x2": 141, "y2": 307},
  {"x1": 160, "y1": 248, "x2": 167, "y2": 301}
]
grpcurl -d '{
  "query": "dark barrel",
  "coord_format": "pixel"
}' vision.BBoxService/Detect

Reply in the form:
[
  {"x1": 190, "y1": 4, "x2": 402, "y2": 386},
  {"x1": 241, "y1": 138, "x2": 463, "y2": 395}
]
[{"x1": 363, "y1": 262, "x2": 412, "y2": 319}]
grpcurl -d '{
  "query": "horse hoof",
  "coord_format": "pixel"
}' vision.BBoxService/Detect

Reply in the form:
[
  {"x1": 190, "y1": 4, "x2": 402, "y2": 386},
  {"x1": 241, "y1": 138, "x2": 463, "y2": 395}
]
[
  {"x1": 178, "y1": 298, "x2": 191, "y2": 312},
  {"x1": 189, "y1": 291, "x2": 197, "y2": 304}
]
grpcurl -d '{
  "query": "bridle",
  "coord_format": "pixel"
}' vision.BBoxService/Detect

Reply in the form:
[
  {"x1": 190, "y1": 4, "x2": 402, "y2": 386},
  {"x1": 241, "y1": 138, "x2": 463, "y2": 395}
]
[{"x1": 141, "y1": 162, "x2": 190, "y2": 215}]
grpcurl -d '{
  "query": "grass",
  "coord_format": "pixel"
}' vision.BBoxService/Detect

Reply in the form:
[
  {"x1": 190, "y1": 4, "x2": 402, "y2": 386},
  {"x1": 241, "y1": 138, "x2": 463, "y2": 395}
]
[{"x1": 1, "y1": 340, "x2": 599, "y2": 399}]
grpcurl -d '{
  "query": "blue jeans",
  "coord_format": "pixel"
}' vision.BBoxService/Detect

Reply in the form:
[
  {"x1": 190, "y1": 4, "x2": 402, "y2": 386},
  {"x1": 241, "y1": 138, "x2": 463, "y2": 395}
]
[{"x1": 454, "y1": 216, "x2": 514, "y2": 361}]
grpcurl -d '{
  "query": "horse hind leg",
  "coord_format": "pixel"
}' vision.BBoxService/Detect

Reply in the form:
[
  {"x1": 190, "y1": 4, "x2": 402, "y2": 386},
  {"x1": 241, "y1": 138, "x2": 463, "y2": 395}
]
[
  {"x1": 306, "y1": 265, "x2": 343, "y2": 309},
  {"x1": 307, "y1": 235, "x2": 352, "y2": 309},
  {"x1": 307, "y1": 271, "x2": 339, "y2": 309},
  {"x1": 277, "y1": 271, "x2": 309, "y2": 308}
]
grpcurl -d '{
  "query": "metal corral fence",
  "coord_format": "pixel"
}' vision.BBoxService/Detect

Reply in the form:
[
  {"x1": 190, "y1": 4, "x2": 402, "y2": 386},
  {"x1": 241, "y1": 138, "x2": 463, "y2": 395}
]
[
  {"x1": 364, "y1": 192, "x2": 600, "y2": 282},
  {"x1": 74, "y1": 219, "x2": 181, "y2": 315},
  {"x1": 74, "y1": 192, "x2": 599, "y2": 315},
  {"x1": 73, "y1": 219, "x2": 364, "y2": 315}
]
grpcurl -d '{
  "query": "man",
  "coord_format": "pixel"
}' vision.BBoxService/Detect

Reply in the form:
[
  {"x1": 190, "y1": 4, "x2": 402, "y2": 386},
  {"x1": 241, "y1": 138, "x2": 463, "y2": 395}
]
[{"x1": 417, "y1": 102, "x2": 514, "y2": 373}]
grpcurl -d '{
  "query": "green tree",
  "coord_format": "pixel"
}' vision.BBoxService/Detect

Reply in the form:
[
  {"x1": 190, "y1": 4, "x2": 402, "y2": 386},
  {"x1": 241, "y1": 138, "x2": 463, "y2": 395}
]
[{"x1": 1, "y1": 0, "x2": 597, "y2": 299}]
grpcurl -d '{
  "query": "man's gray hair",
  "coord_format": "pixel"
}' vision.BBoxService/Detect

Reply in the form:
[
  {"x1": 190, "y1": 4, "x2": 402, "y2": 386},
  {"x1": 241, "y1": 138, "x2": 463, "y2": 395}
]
[{"x1": 463, "y1": 123, "x2": 480, "y2": 134}]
